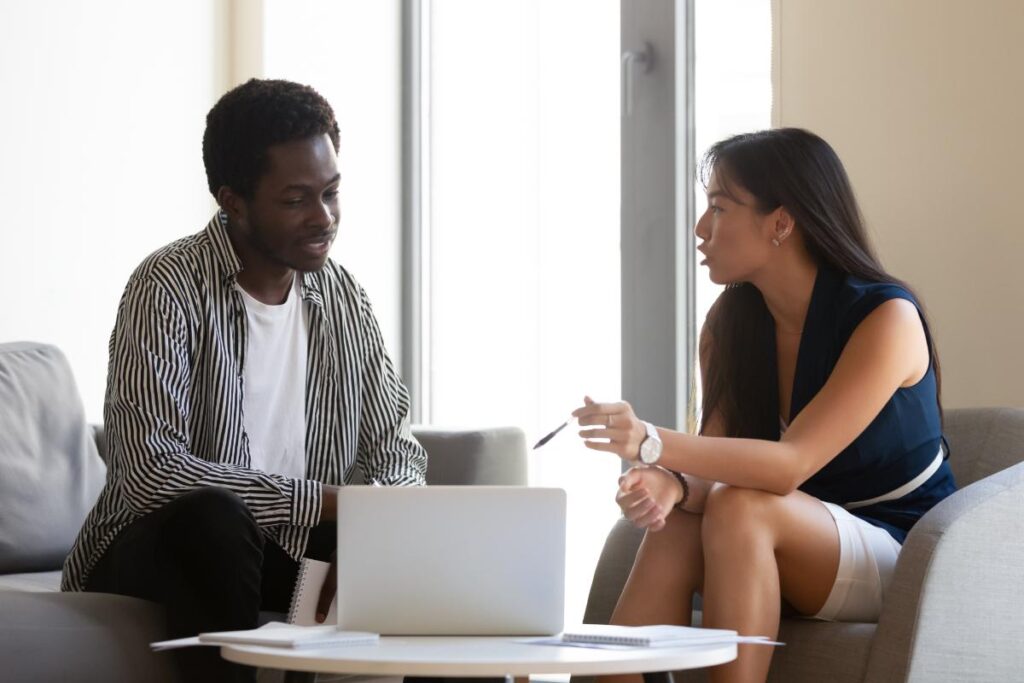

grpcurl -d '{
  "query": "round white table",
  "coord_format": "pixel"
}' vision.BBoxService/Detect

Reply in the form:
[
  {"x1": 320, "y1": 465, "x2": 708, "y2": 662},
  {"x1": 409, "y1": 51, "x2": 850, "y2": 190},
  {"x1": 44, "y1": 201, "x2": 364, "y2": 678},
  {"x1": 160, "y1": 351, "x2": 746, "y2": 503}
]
[{"x1": 221, "y1": 635, "x2": 736, "y2": 679}]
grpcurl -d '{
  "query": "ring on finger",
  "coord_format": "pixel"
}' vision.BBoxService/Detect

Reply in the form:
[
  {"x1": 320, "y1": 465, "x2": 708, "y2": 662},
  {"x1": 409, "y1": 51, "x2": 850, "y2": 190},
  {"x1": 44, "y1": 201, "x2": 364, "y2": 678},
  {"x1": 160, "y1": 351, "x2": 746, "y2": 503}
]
[{"x1": 606, "y1": 414, "x2": 613, "y2": 427}]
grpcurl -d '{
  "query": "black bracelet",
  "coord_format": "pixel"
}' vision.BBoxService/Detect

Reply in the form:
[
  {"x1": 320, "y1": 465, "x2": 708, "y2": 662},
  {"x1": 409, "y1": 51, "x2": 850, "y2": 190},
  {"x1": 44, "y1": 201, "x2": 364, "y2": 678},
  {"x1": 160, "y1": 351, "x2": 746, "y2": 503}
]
[{"x1": 670, "y1": 470, "x2": 690, "y2": 510}]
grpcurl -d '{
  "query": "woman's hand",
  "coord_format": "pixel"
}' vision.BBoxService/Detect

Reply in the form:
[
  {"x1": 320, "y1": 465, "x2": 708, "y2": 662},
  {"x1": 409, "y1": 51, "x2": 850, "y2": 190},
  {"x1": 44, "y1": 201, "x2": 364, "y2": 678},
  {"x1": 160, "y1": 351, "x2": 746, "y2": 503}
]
[
  {"x1": 573, "y1": 395, "x2": 647, "y2": 462},
  {"x1": 616, "y1": 466, "x2": 684, "y2": 531}
]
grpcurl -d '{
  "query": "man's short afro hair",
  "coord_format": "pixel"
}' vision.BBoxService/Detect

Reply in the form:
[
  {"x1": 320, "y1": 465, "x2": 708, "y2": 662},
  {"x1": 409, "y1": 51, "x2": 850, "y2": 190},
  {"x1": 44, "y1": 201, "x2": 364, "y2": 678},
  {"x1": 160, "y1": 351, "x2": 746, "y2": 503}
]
[{"x1": 203, "y1": 78, "x2": 340, "y2": 199}]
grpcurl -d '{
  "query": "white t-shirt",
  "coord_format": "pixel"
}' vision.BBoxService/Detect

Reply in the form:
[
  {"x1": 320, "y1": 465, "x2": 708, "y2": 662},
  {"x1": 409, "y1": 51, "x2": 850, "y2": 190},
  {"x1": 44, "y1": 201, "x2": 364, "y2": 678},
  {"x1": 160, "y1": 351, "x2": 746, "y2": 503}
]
[{"x1": 237, "y1": 275, "x2": 308, "y2": 479}]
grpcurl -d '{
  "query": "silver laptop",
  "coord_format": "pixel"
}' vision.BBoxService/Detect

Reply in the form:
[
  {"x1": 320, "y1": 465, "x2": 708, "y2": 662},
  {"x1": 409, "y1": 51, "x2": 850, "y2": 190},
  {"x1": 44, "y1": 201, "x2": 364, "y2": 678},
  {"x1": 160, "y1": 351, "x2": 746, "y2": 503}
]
[{"x1": 335, "y1": 485, "x2": 566, "y2": 636}]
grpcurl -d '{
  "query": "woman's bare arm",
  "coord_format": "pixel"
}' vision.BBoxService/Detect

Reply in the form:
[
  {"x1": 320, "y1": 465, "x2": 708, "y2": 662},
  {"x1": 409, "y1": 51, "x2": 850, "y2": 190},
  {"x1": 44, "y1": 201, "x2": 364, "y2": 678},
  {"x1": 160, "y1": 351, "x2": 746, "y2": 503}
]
[{"x1": 579, "y1": 298, "x2": 930, "y2": 495}]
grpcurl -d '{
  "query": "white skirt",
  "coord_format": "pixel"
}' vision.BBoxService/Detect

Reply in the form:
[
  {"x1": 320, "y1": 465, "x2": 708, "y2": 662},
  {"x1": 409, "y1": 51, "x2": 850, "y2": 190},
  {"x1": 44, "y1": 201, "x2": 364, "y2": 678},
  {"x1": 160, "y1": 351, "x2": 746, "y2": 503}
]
[{"x1": 811, "y1": 501, "x2": 902, "y2": 622}]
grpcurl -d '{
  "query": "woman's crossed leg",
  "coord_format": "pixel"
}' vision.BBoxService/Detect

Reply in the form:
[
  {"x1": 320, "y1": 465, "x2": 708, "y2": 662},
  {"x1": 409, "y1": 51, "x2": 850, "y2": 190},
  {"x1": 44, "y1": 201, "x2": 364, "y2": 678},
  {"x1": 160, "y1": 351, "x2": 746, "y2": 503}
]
[{"x1": 602, "y1": 483, "x2": 840, "y2": 683}]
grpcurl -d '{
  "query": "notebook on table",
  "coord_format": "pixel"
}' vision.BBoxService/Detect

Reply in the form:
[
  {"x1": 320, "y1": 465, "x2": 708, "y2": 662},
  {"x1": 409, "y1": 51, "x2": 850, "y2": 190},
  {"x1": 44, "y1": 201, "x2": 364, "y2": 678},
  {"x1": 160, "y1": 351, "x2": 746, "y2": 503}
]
[
  {"x1": 199, "y1": 623, "x2": 376, "y2": 649},
  {"x1": 562, "y1": 624, "x2": 739, "y2": 647},
  {"x1": 334, "y1": 485, "x2": 566, "y2": 636},
  {"x1": 150, "y1": 622, "x2": 375, "y2": 651},
  {"x1": 557, "y1": 624, "x2": 781, "y2": 649}
]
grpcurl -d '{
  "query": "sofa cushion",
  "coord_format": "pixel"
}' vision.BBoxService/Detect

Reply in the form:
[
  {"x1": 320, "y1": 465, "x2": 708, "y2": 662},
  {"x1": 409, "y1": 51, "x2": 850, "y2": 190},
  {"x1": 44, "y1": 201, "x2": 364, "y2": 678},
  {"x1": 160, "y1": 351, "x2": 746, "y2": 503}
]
[
  {"x1": 0, "y1": 591, "x2": 175, "y2": 682},
  {"x1": 0, "y1": 342, "x2": 106, "y2": 573},
  {"x1": 768, "y1": 619, "x2": 876, "y2": 683},
  {"x1": 0, "y1": 570, "x2": 61, "y2": 592}
]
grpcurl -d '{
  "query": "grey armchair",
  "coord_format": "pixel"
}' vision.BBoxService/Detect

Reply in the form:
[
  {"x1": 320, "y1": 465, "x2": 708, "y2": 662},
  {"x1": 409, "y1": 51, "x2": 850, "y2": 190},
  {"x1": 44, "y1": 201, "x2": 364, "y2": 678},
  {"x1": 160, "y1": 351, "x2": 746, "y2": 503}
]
[
  {"x1": 581, "y1": 407, "x2": 1024, "y2": 683},
  {"x1": 0, "y1": 341, "x2": 529, "y2": 682}
]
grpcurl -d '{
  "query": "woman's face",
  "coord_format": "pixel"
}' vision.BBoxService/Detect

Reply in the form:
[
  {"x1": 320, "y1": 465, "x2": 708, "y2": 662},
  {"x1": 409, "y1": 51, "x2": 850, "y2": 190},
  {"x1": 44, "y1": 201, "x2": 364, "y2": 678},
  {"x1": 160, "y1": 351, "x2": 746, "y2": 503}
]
[{"x1": 694, "y1": 168, "x2": 779, "y2": 285}]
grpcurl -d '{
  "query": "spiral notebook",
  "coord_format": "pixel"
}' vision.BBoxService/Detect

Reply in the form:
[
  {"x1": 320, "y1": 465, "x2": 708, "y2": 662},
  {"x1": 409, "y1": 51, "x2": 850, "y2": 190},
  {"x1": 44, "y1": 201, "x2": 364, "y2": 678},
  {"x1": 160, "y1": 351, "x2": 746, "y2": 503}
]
[
  {"x1": 287, "y1": 558, "x2": 338, "y2": 626},
  {"x1": 561, "y1": 624, "x2": 768, "y2": 647}
]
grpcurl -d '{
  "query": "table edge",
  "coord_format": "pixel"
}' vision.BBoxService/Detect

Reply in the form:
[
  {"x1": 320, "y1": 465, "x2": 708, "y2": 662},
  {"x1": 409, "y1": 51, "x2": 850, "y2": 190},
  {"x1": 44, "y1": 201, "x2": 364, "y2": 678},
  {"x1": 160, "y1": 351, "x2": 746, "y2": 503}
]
[{"x1": 221, "y1": 641, "x2": 738, "y2": 676}]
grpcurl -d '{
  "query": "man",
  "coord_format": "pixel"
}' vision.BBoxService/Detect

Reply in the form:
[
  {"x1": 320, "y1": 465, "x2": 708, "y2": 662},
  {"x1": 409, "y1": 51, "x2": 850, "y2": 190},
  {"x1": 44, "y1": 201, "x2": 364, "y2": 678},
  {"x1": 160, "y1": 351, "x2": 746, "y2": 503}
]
[{"x1": 62, "y1": 79, "x2": 427, "y2": 681}]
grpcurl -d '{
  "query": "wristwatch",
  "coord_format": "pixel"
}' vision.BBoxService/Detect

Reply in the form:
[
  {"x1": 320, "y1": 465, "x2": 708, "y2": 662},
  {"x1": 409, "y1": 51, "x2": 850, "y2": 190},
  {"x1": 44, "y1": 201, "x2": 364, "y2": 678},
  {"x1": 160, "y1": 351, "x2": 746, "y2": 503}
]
[{"x1": 638, "y1": 421, "x2": 663, "y2": 465}]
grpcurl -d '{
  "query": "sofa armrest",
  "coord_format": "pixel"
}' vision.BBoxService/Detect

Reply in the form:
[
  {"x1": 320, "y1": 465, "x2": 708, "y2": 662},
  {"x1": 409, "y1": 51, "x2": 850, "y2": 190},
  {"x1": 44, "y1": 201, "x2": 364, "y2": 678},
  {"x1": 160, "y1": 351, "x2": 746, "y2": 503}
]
[
  {"x1": 91, "y1": 424, "x2": 107, "y2": 462},
  {"x1": 865, "y1": 461, "x2": 1024, "y2": 683},
  {"x1": 412, "y1": 426, "x2": 528, "y2": 486},
  {"x1": 582, "y1": 517, "x2": 643, "y2": 625}
]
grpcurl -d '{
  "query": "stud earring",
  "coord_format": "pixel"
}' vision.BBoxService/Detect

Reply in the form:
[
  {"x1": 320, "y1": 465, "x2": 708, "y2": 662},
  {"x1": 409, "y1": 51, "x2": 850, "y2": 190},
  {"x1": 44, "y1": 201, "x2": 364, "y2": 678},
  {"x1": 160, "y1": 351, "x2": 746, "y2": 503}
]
[{"x1": 771, "y1": 238, "x2": 781, "y2": 247}]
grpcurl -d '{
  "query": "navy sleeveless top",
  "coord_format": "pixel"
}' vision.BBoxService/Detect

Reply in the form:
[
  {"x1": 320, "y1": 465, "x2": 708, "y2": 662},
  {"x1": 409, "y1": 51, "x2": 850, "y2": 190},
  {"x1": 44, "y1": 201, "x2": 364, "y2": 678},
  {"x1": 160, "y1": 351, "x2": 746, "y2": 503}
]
[{"x1": 779, "y1": 266, "x2": 957, "y2": 543}]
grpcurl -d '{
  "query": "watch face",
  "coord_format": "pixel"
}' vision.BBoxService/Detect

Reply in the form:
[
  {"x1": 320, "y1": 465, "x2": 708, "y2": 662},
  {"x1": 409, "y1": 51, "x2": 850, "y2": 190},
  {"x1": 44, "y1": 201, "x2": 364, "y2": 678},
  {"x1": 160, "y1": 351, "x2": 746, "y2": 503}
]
[{"x1": 640, "y1": 438, "x2": 661, "y2": 464}]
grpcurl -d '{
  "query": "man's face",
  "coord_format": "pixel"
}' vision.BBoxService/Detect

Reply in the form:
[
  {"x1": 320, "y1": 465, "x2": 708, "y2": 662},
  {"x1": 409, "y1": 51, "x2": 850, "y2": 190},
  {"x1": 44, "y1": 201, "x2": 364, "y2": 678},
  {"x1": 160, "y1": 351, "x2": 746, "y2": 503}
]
[{"x1": 235, "y1": 133, "x2": 341, "y2": 273}]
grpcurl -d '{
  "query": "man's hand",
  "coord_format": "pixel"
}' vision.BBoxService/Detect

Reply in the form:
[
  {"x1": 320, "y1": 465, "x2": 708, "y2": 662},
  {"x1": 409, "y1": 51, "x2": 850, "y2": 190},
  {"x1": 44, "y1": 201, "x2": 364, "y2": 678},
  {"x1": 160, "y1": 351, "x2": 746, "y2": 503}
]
[
  {"x1": 320, "y1": 484, "x2": 341, "y2": 522},
  {"x1": 316, "y1": 550, "x2": 338, "y2": 623},
  {"x1": 616, "y1": 466, "x2": 684, "y2": 531},
  {"x1": 315, "y1": 487, "x2": 341, "y2": 623}
]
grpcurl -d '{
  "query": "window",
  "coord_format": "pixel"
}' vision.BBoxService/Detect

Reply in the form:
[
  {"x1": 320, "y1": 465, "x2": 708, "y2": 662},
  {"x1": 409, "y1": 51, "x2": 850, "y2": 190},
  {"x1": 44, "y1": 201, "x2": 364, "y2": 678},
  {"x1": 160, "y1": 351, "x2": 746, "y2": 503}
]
[
  {"x1": 693, "y1": 0, "x2": 773, "y2": 379},
  {"x1": 263, "y1": 0, "x2": 404, "y2": 357},
  {"x1": 426, "y1": 0, "x2": 621, "y2": 623}
]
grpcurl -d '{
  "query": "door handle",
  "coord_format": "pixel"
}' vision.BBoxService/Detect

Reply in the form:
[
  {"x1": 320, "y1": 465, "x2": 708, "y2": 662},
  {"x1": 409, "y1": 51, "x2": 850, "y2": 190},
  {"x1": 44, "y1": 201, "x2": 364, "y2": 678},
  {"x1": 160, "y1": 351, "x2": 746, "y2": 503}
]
[{"x1": 621, "y1": 42, "x2": 653, "y2": 117}]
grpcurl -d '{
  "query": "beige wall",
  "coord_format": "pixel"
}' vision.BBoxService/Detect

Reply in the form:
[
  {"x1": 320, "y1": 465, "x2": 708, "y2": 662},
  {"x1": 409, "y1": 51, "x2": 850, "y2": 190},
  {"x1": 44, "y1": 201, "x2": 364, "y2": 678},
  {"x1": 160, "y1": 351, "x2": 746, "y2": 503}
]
[{"x1": 773, "y1": 0, "x2": 1024, "y2": 409}]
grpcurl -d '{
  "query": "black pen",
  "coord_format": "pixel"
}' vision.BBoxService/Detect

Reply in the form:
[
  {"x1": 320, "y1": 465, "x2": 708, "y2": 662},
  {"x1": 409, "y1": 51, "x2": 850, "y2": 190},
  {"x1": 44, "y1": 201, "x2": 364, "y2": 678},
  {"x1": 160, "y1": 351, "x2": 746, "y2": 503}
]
[{"x1": 533, "y1": 417, "x2": 575, "y2": 450}]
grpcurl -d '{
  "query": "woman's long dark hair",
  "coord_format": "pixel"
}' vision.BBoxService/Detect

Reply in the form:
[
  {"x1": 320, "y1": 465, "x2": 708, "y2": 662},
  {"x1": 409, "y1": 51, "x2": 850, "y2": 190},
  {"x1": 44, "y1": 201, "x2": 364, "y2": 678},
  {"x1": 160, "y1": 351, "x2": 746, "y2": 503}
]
[{"x1": 699, "y1": 128, "x2": 942, "y2": 438}]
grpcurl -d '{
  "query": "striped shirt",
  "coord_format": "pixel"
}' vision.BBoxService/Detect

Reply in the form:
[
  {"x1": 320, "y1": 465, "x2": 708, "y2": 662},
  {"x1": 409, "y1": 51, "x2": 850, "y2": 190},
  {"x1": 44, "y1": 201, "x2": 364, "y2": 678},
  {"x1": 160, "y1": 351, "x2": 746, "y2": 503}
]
[{"x1": 61, "y1": 212, "x2": 427, "y2": 592}]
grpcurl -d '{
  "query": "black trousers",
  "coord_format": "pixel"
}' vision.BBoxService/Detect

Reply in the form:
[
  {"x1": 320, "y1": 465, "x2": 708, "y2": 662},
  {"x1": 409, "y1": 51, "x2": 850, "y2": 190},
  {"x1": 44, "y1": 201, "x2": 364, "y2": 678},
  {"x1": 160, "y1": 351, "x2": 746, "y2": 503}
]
[{"x1": 86, "y1": 486, "x2": 335, "y2": 683}]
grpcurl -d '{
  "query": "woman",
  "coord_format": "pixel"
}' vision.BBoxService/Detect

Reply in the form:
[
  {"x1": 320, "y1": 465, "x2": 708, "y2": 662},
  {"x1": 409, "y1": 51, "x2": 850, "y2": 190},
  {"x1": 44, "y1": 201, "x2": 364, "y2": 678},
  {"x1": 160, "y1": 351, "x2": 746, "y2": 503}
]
[{"x1": 574, "y1": 128, "x2": 956, "y2": 683}]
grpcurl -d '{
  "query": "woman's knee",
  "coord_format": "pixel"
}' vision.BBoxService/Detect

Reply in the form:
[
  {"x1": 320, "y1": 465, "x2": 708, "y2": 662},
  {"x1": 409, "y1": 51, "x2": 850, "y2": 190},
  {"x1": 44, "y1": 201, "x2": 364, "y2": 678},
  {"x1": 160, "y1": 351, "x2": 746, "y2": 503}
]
[{"x1": 701, "y1": 485, "x2": 775, "y2": 548}]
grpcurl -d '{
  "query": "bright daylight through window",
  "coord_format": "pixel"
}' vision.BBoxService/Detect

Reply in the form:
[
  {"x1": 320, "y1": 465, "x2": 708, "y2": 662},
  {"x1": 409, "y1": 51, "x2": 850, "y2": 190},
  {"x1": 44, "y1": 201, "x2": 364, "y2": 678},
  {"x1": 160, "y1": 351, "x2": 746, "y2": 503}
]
[
  {"x1": 694, "y1": 0, "x2": 773, "y2": 387},
  {"x1": 428, "y1": 0, "x2": 621, "y2": 625}
]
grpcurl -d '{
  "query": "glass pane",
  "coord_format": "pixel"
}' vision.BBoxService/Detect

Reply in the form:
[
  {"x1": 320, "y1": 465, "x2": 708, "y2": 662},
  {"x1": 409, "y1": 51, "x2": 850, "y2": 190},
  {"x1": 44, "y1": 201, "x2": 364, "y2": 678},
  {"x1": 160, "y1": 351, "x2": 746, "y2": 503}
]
[
  {"x1": 429, "y1": 0, "x2": 620, "y2": 624},
  {"x1": 693, "y1": 0, "x2": 773, "y2": 404},
  {"x1": 263, "y1": 0, "x2": 403, "y2": 358}
]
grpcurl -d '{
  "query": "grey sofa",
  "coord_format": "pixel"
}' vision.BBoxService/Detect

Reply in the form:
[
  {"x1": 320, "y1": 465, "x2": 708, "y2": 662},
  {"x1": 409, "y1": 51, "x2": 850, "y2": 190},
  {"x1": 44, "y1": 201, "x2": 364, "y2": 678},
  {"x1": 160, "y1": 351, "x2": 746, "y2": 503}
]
[
  {"x1": 581, "y1": 406, "x2": 1024, "y2": 683},
  {"x1": 0, "y1": 341, "x2": 529, "y2": 682}
]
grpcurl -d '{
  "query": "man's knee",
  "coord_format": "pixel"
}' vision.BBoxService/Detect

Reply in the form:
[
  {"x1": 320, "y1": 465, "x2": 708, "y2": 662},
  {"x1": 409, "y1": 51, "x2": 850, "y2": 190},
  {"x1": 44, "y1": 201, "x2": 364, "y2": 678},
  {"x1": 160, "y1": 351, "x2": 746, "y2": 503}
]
[{"x1": 164, "y1": 487, "x2": 261, "y2": 548}]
